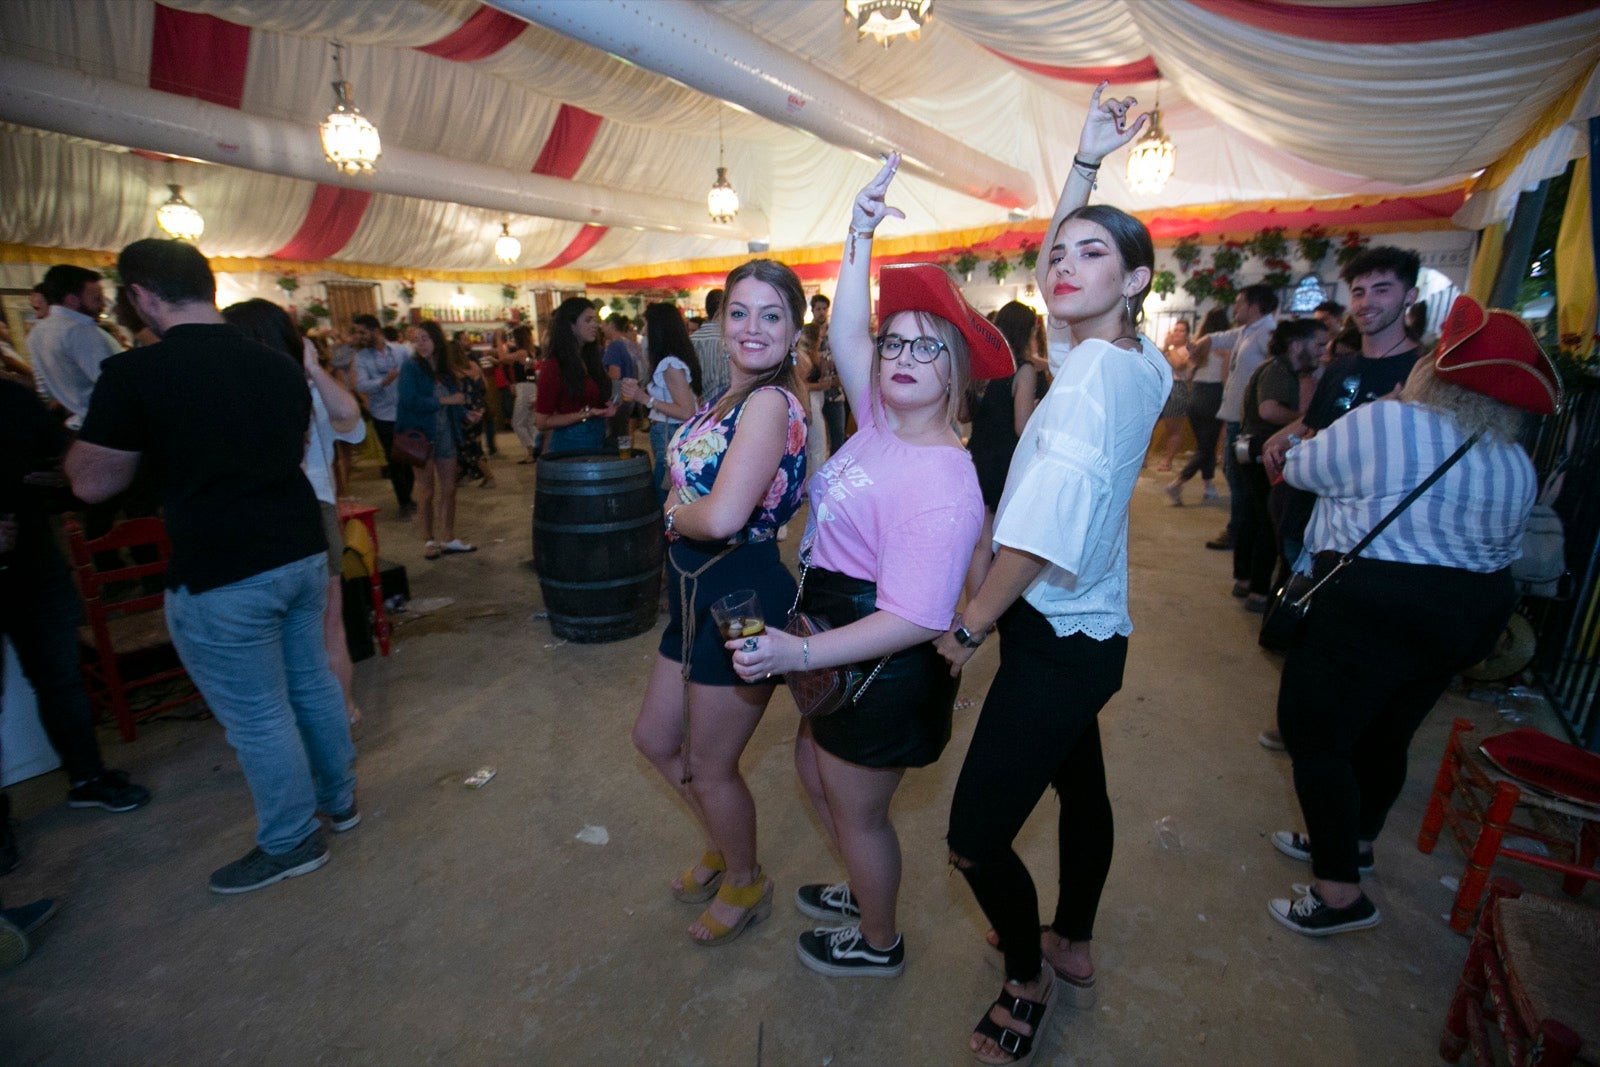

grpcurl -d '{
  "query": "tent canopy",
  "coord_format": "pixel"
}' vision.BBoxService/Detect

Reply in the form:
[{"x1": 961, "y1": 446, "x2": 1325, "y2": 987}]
[{"x1": 1, "y1": 0, "x2": 1597, "y2": 283}]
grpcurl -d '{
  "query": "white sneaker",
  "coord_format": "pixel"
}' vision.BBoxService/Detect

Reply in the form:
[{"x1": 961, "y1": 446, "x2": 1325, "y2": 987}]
[{"x1": 1164, "y1": 482, "x2": 1183, "y2": 507}]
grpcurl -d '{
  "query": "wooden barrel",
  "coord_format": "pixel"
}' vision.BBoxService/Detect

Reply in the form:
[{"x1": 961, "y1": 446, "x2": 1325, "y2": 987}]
[{"x1": 532, "y1": 452, "x2": 663, "y2": 643}]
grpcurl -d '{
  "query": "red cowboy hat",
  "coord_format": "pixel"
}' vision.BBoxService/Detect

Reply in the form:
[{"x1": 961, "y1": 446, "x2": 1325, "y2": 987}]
[
  {"x1": 1433, "y1": 295, "x2": 1563, "y2": 415},
  {"x1": 876, "y1": 263, "x2": 1014, "y2": 380}
]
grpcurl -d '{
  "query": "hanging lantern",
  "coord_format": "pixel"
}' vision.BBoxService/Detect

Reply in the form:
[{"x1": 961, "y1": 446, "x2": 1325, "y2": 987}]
[
  {"x1": 707, "y1": 112, "x2": 739, "y2": 224},
  {"x1": 319, "y1": 42, "x2": 381, "y2": 176},
  {"x1": 1125, "y1": 83, "x2": 1175, "y2": 196},
  {"x1": 707, "y1": 167, "x2": 740, "y2": 225},
  {"x1": 844, "y1": 0, "x2": 932, "y2": 47},
  {"x1": 494, "y1": 222, "x2": 521, "y2": 265},
  {"x1": 155, "y1": 184, "x2": 204, "y2": 241}
]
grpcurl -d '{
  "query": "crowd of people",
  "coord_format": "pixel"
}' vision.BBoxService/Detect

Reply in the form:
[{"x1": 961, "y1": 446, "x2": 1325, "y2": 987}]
[{"x1": 0, "y1": 83, "x2": 1564, "y2": 1067}]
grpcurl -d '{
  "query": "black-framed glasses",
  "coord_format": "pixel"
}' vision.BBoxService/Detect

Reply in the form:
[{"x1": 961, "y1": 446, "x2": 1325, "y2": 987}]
[{"x1": 875, "y1": 334, "x2": 947, "y2": 363}]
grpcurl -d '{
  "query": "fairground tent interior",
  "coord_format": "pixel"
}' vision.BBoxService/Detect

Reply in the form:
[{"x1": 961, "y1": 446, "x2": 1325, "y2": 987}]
[{"x1": 2, "y1": 1, "x2": 1599, "y2": 1065}]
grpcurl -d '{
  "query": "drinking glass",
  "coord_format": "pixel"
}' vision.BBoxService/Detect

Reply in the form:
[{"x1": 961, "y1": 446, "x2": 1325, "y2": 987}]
[{"x1": 710, "y1": 589, "x2": 765, "y2": 644}]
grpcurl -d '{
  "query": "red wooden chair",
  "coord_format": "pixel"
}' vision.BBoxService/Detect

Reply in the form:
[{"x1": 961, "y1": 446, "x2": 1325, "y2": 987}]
[
  {"x1": 65, "y1": 517, "x2": 202, "y2": 741},
  {"x1": 1418, "y1": 718, "x2": 1600, "y2": 932},
  {"x1": 1439, "y1": 877, "x2": 1598, "y2": 1066}
]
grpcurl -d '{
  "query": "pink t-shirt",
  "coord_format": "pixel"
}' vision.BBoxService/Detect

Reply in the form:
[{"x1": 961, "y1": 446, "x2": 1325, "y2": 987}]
[{"x1": 801, "y1": 403, "x2": 983, "y2": 631}]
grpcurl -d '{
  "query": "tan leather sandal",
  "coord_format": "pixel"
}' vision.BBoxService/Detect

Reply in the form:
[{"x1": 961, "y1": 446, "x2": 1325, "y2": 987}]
[
  {"x1": 672, "y1": 849, "x2": 726, "y2": 904},
  {"x1": 690, "y1": 869, "x2": 772, "y2": 947}
]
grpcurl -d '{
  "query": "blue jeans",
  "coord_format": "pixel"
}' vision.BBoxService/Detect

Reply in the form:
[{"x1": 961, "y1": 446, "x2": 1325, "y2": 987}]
[
  {"x1": 166, "y1": 554, "x2": 356, "y2": 854},
  {"x1": 649, "y1": 419, "x2": 681, "y2": 507},
  {"x1": 546, "y1": 418, "x2": 606, "y2": 456}
]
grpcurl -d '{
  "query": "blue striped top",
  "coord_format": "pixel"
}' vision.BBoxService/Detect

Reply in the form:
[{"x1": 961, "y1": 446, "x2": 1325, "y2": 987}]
[{"x1": 1285, "y1": 399, "x2": 1535, "y2": 574}]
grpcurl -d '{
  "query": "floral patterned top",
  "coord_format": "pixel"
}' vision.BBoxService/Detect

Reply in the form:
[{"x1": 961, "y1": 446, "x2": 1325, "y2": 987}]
[{"x1": 667, "y1": 386, "x2": 807, "y2": 543}]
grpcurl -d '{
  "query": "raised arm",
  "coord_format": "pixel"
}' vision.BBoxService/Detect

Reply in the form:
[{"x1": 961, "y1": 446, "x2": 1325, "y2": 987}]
[
  {"x1": 829, "y1": 153, "x2": 905, "y2": 417},
  {"x1": 1040, "y1": 83, "x2": 1150, "y2": 345}
]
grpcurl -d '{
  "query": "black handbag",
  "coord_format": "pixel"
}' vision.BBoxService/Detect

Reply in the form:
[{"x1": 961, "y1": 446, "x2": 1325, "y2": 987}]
[
  {"x1": 783, "y1": 554, "x2": 888, "y2": 718},
  {"x1": 1259, "y1": 433, "x2": 1479, "y2": 652}
]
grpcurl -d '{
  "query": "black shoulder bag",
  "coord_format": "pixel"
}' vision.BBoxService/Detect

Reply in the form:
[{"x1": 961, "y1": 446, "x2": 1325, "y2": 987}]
[{"x1": 1259, "y1": 432, "x2": 1480, "y2": 652}]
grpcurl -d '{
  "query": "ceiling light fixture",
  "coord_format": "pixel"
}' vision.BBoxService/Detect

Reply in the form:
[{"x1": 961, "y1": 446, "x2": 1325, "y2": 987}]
[
  {"x1": 707, "y1": 111, "x2": 739, "y2": 225},
  {"x1": 155, "y1": 183, "x2": 204, "y2": 241},
  {"x1": 1125, "y1": 80, "x2": 1175, "y2": 196},
  {"x1": 494, "y1": 222, "x2": 521, "y2": 265},
  {"x1": 319, "y1": 41, "x2": 381, "y2": 176},
  {"x1": 844, "y1": 0, "x2": 932, "y2": 47}
]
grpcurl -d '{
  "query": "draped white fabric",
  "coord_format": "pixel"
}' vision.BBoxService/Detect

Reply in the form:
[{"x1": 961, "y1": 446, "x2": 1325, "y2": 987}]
[{"x1": 0, "y1": 0, "x2": 1595, "y2": 276}]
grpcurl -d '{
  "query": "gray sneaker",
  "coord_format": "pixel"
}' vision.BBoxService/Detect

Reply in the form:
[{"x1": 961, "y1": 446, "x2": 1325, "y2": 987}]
[
  {"x1": 209, "y1": 835, "x2": 329, "y2": 895},
  {"x1": 795, "y1": 882, "x2": 860, "y2": 923}
]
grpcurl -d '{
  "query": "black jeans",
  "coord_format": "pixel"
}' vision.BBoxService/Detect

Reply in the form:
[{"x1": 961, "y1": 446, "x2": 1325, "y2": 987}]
[
  {"x1": 370, "y1": 419, "x2": 415, "y2": 511},
  {"x1": 1277, "y1": 557, "x2": 1514, "y2": 883},
  {"x1": 821, "y1": 396, "x2": 848, "y2": 456},
  {"x1": 1178, "y1": 381, "x2": 1223, "y2": 482},
  {"x1": 948, "y1": 601, "x2": 1127, "y2": 982},
  {"x1": 1233, "y1": 462, "x2": 1279, "y2": 594},
  {"x1": 0, "y1": 565, "x2": 106, "y2": 783}
]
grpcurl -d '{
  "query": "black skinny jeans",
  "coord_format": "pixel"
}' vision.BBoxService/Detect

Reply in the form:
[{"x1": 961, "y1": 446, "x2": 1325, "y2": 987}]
[
  {"x1": 370, "y1": 418, "x2": 415, "y2": 510},
  {"x1": 948, "y1": 601, "x2": 1127, "y2": 983},
  {"x1": 1277, "y1": 557, "x2": 1514, "y2": 884},
  {"x1": 1178, "y1": 381, "x2": 1223, "y2": 482},
  {"x1": 1233, "y1": 461, "x2": 1280, "y2": 594}
]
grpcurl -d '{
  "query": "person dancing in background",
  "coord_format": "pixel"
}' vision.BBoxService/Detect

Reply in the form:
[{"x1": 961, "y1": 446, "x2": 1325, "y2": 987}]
[
  {"x1": 620, "y1": 303, "x2": 703, "y2": 506},
  {"x1": 936, "y1": 85, "x2": 1169, "y2": 1066},
  {"x1": 630, "y1": 260, "x2": 809, "y2": 947}
]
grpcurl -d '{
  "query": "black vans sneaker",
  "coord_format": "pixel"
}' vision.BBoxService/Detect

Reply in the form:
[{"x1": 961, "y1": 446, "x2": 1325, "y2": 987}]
[
  {"x1": 796, "y1": 925, "x2": 905, "y2": 978},
  {"x1": 1271, "y1": 831, "x2": 1375, "y2": 874},
  {"x1": 1268, "y1": 884, "x2": 1380, "y2": 936},
  {"x1": 795, "y1": 882, "x2": 860, "y2": 923}
]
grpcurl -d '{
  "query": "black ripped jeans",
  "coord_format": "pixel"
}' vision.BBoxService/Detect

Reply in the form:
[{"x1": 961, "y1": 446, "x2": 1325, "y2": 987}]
[{"x1": 947, "y1": 600, "x2": 1127, "y2": 983}]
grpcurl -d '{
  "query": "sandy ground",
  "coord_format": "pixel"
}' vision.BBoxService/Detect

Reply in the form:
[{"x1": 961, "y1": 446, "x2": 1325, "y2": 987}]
[{"x1": 0, "y1": 439, "x2": 1579, "y2": 1065}]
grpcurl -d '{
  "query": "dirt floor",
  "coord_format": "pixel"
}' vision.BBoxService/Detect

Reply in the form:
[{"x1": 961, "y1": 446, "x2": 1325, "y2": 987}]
[{"x1": 0, "y1": 438, "x2": 1582, "y2": 1066}]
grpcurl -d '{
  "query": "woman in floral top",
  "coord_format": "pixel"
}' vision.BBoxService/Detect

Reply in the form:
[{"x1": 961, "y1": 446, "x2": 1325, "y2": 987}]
[{"x1": 632, "y1": 258, "x2": 809, "y2": 947}]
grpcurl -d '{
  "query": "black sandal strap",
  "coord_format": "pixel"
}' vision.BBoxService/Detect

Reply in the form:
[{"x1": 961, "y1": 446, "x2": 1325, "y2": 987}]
[
  {"x1": 973, "y1": 1013, "x2": 1032, "y2": 1059},
  {"x1": 997, "y1": 988, "x2": 1046, "y2": 1026}
]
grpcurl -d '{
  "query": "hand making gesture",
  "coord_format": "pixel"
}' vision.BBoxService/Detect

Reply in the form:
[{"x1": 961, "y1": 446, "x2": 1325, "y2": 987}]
[
  {"x1": 852, "y1": 152, "x2": 906, "y2": 237},
  {"x1": 1077, "y1": 80, "x2": 1149, "y2": 166}
]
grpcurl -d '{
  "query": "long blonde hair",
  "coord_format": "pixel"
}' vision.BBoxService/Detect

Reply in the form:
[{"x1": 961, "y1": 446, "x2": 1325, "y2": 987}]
[
  {"x1": 709, "y1": 259, "x2": 805, "y2": 421},
  {"x1": 1400, "y1": 357, "x2": 1525, "y2": 443}
]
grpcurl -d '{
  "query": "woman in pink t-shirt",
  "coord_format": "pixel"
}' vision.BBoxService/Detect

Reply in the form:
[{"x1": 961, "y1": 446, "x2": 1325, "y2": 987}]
[{"x1": 726, "y1": 157, "x2": 1013, "y2": 980}]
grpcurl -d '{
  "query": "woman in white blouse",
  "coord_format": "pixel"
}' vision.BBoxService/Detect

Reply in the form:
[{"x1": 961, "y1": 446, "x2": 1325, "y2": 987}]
[
  {"x1": 620, "y1": 303, "x2": 702, "y2": 505},
  {"x1": 935, "y1": 86, "x2": 1170, "y2": 1067}
]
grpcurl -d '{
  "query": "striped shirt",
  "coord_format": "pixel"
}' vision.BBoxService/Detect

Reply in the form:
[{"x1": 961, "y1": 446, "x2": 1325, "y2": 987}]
[{"x1": 1284, "y1": 400, "x2": 1535, "y2": 574}]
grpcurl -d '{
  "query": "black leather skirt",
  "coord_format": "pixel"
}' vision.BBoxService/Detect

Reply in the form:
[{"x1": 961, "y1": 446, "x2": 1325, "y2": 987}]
[{"x1": 801, "y1": 566, "x2": 956, "y2": 769}]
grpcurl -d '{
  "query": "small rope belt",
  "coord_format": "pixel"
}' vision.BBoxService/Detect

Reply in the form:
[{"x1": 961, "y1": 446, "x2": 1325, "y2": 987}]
[{"x1": 673, "y1": 542, "x2": 737, "y2": 784}]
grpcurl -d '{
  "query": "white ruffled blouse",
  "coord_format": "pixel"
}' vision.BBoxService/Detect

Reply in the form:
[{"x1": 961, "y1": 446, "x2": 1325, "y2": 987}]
[{"x1": 992, "y1": 336, "x2": 1171, "y2": 639}]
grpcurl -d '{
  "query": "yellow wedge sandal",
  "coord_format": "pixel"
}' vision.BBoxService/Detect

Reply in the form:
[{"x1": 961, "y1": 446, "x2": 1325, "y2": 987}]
[
  {"x1": 690, "y1": 868, "x2": 772, "y2": 947},
  {"x1": 672, "y1": 850, "x2": 727, "y2": 904}
]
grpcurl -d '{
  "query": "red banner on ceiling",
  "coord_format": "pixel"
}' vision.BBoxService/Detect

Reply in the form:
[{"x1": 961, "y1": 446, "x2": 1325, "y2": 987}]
[
  {"x1": 1188, "y1": 0, "x2": 1600, "y2": 43},
  {"x1": 983, "y1": 49, "x2": 1160, "y2": 85},
  {"x1": 271, "y1": 185, "x2": 374, "y2": 261},
  {"x1": 538, "y1": 225, "x2": 609, "y2": 270},
  {"x1": 416, "y1": 4, "x2": 528, "y2": 62},
  {"x1": 531, "y1": 105, "x2": 604, "y2": 180},
  {"x1": 149, "y1": 3, "x2": 250, "y2": 109}
]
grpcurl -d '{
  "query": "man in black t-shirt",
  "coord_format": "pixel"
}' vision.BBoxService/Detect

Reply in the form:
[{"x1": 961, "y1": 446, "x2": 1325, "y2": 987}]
[
  {"x1": 2, "y1": 381, "x2": 151, "y2": 877},
  {"x1": 65, "y1": 240, "x2": 357, "y2": 896}
]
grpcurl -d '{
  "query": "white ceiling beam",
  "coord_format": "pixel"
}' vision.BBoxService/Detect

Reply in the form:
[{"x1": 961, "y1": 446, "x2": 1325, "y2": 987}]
[
  {"x1": 0, "y1": 55, "x2": 770, "y2": 242},
  {"x1": 486, "y1": 0, "x2": 1036, "y2": 211}
]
